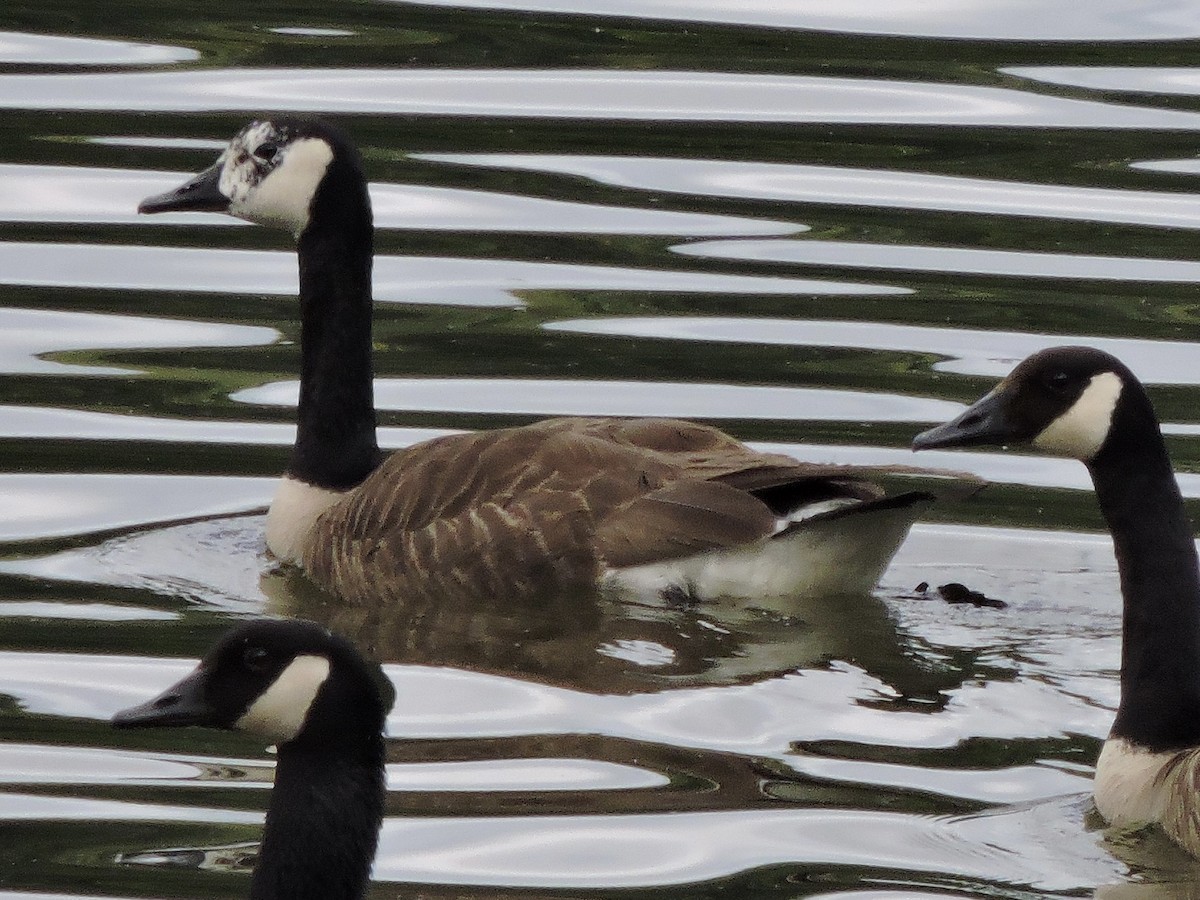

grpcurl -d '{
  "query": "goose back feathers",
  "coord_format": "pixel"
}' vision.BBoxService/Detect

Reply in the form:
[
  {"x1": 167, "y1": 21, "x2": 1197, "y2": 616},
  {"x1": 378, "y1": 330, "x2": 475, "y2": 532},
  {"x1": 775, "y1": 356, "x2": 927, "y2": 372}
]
[
  {"x1": 914, "y1": 346, "x2": 1200, "y2": 856},
  {"x1": 140, "y1": 118, "x2": 931, "y2": 604},
  {"x1": 301, "y1": 415, "x2": 918, "y2": 602}
]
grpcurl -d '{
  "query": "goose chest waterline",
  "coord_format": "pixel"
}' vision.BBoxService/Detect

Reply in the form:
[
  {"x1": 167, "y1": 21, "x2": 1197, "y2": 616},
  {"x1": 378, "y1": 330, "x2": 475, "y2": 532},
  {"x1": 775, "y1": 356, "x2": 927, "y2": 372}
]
[
  {"x1": 913, "y1": 345, "x2": 1200, "y2": 857},
  {"x1": 140, "y1": 117, "x2": 932, "y2": 604}
]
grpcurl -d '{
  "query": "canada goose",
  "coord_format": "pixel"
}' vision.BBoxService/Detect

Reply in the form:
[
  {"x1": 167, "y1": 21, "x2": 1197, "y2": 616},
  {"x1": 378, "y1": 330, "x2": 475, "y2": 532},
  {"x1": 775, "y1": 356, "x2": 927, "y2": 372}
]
[
  {"x1": 139, "y1": 118, "x2": 932, "y2": 604},
  {"x1": 113, "y1": 618, "x2": 392, "y2": 900},
  {"x1": 912, "y1": 346, "x2": 1200, "y2": 856}
]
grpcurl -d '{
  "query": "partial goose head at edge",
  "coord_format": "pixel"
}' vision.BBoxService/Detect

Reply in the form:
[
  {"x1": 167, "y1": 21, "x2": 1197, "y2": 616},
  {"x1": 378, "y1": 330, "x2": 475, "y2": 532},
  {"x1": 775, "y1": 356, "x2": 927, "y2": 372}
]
[
  {"x1": 911, "y1": 346, "x2": 1142, "y2": 463},
  {"x1": 113, "y1": 619, "x2": 393, "y2": 900},
  {"x1": 913, "y1": 345, "x2": 1200, "y2": 857}
]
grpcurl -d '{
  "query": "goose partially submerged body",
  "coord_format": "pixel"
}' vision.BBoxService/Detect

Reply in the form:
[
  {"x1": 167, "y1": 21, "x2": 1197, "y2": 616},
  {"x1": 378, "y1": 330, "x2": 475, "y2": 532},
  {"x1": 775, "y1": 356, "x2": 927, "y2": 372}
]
[
  {"x1": 140, "y1": 118, "x2": 931, "y2": 604},
  {"x1": 114, "y1": 619, "x2": 392, "y2": 900},
  {"x1": 913, "y1": 346, "x2": 1200, "y2": 856}
]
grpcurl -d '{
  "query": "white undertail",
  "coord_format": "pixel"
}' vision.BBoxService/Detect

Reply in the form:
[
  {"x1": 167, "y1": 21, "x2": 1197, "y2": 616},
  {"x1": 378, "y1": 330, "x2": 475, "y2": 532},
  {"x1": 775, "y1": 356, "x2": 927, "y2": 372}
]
[{"x1": 603, "y1": 501, "x2": 916, "y2": 606}]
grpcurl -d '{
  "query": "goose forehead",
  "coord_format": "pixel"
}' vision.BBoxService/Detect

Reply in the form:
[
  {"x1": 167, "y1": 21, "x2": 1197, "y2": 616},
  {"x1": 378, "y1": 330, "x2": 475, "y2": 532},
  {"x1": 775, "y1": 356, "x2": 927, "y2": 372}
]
[
  {"x1": 1031, "y1": 370, "x2": 1123, "y2": 459},
  {"x1": 235, "y1": 654, "x2": 332, "y2": 743},
  {"x1": 236, "y1": 120, "x2": 284, "y2": 150}
]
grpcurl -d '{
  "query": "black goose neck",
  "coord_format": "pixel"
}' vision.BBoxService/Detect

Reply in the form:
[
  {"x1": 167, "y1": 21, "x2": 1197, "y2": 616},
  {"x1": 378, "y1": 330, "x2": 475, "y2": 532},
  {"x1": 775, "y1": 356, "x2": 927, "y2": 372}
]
[
  {"x1": 289, "y1": 153, "x2": 380, "y2": 491},
  {"x1": 249, "y1": 729, "x2": 386, "y2": 900},
  {"x1": 1092, "y1": 386, "x2": 1200, "y2": 751}
]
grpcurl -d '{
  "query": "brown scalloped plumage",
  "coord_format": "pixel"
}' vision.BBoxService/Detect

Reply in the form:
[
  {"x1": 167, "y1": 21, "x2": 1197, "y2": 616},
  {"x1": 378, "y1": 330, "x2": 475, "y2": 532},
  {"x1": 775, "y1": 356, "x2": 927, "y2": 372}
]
[{"x1": 298, "y1": 416, "x2": 909, "y2": 603}]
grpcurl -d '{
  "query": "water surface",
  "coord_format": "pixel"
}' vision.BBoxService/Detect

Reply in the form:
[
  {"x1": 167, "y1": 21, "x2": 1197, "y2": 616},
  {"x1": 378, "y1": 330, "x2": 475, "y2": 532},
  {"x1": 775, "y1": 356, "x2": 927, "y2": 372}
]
[{"x1": 3, "y1": 3, "x2": 1200, "y2": 899}]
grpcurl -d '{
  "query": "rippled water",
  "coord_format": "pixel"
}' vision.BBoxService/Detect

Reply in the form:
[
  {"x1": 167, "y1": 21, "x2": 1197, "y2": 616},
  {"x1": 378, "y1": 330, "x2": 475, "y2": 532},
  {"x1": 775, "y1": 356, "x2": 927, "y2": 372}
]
[{"x1": 3, "y1": 2, "x2": 1200, "y2": 898}]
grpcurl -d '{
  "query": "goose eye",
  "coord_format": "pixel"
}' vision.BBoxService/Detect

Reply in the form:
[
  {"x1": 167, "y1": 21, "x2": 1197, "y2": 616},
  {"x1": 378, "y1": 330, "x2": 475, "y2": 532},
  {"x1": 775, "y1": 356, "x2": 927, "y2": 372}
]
[
  {"x1": 242, "y1": 646, "x2": 271, "y2": 673},
  {"x1": 253, "y1": 143, "x2": 278, "y2": 163},
  {"x1": 1044, "y1": 370, "x2": 1072, "y2": 394}
]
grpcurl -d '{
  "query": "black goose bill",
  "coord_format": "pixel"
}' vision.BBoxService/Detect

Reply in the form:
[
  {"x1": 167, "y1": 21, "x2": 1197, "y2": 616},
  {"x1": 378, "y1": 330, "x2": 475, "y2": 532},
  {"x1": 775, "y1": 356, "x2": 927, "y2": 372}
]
[
  {"x1": 112, "y1": 665, "x2": 217, "y2": 728},
  {"x1": 912, "y1": 386, "x2": 1024, "y2": 451},
  {"x1": 138, "y1": 162, "x2": 229, "y2": 215}
]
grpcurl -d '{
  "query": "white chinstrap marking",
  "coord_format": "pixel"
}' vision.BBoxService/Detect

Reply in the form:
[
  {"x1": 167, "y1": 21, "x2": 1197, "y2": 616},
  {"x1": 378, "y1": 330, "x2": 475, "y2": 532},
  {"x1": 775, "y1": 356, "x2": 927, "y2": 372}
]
[
  {"x1": 1032, "y1": 370, "x2": 1123, "y2": 460},
  {"x1": 266, "y1": 475, "x2": 347, "y2": 564},
  {"x1": 235, "y1": 654, "x2": 332, "y2": 743}
]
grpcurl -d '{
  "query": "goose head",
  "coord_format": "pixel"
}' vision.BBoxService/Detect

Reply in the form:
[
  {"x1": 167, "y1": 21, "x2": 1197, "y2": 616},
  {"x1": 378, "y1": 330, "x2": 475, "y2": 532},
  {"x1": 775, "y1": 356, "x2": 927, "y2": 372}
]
[
  {"x1": 113, "y1": 618, "x2": 393, "y2": 746},
  {"x1": 912, "y1": 346, "x2": 1142, "y2": 463},
  {"x1": 138, "y1": 119, "x2": 367, "y2": 238}
]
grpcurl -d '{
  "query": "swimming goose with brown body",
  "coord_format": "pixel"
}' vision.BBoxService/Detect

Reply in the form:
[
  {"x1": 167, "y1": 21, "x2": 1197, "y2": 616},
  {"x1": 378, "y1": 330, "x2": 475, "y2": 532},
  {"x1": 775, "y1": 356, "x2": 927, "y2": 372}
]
[
  {"x1": 914, "y1": 346, "x2": 1200, "y2": 856},
  {"x1": 140, "y1": 118, "x2": 932, "y2": 604}
]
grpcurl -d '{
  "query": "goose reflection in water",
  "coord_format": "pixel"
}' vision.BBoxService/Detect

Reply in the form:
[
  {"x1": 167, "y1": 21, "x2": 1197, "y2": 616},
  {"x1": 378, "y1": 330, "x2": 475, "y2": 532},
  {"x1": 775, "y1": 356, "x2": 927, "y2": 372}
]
[{"x1": 262, "y1": 560, "x2": 973, "y2": 702}]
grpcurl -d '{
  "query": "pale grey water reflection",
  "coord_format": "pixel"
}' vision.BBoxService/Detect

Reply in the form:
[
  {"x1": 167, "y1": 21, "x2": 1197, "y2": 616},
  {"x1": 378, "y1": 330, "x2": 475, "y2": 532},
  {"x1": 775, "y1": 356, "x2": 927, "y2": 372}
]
[
  {"x1": 6, "y1": 5, "x2": 1200, "y2": 899},
  {"x1": 0, "y1": 405, "x2": 461, "y2": 448},
  {"x1": 0, "y1": 473, "x2": 272, "y2": 541},
  {"x1": 0, "y1": 791, "x2": 261, "y2": 824},
  {"x1": 1134, "y1": 158, "x2": 1200, "y2": 175},
  {"x1": 1005, "y1": 66, "x2": 1200, "y2": 96},
  {"x1": 383, "y1": 758, "x2": 669, "y2": 792},
  {"x1": 0, "y1": 307, "x2": 276, "y2": 376},
  {"x1": 0, "y1": 31, "x2": 198, "y2": 66},
  {"x1": 676, "y1": 238, "x2": 1200, "y2": 283},
  {"x1": 0, "y1": 744, "x2": 210, "y2": 785},
  {"x1": 0, "y1": 632, "x2": 1112, "y2": 757},
  {"x1": 0, "y1": 742, "x2": 662, "y2": 792},
  {"x1": 425, "y1": 153, "x2": 1200, "y2": 230},
  {"x1": 2, "y1": 69, "x2": 1200, "y2": 129},
  {"x1": 0, "y1": 602, "x2": 175, "y2": 621},
  {"x1": 1, "y1": 165, "x2": 798, "y2": 235},
  {"x1": 547, "y1": 317, "x2": 1200, "y2": 383},
  {"x1": 394, "y1": 0, "x2": 1200, "y2": 41},
  {"x1": 234, "y1": 376, "x2": 965, "y2": 422},
  {"x1": 368, "y1": 802, "x2": 1118, "y2": 890},
  {"x1": 0, "y1": 516, "x2": 271, "y2": 610},
  {"x1": 0, "y1": 242, "x2": 892, "y2": 305}
]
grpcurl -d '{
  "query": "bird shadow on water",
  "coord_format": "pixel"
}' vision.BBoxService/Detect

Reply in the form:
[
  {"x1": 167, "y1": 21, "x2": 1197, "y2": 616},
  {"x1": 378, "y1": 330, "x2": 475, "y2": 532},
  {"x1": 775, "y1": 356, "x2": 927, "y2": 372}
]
[
  {"x1": 0, "y1": 510, "x2": 978, "y2": 702},
  {"x1": 260, "y1": 541, "x2": 978, "y2": 702}
]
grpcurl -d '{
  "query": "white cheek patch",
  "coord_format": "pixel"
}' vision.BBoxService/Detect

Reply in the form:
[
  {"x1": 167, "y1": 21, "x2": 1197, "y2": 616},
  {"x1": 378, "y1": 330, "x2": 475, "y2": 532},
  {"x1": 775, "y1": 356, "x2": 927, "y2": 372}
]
[
  {"x1": 229, "y1": 137, "x2": 334, "y2": 236},
  {"x1": 235, "y1": 654, "x2": 331, "y2": 743},
  {"x1": 1032, "y1": 371, "x2": 1123, "y2": 460}
]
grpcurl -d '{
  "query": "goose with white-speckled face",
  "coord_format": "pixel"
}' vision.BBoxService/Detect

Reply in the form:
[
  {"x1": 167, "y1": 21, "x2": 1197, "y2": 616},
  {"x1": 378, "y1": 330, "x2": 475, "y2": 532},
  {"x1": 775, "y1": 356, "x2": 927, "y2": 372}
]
[
  {"x1": 914, "y1": 346, "x2": 1200, "y2": 857},
  {"x1": 113, "y1": 619, "x2": 393, "y2": 900},
  {"x1": 139, "y1": 117, "x2": 936, "y2": 605}
]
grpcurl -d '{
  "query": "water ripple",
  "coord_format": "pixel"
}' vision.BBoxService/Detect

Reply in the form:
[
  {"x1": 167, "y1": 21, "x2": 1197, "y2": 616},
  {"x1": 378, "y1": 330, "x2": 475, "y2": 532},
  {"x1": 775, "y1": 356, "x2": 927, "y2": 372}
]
[
  {"x1": 0, "y1": 69, "x2": 1196, "y2": 128},
  {"x1": 370, "y1": 802, "x2": 1118, "y2": 890},
  {"x1": 675, "y1": 238, "x2": 1200, "y2": 283},
  {"x1": 0, "y1": 473, "x2": 272, "y2": 541},
  {"x1": 0, "y1": 307, "x2": 276, "y2": 376},
  {"x1": 0, "y1": 164, "x2": 798, "y2": 236},
  {"x1": 385, "y1": 0, "x2": 1200, "y2": 42},
  {"x1": 0, "y1": 31, "x2": 198, "y2": 66},
  {"x1": 0, "y1": 242, "x2": 900, "y2": 305},
  {"x1": 1005, "y1": 66, "x2": 1200, "y2": 96},
  {"x1": 423, "y1": 153, "x2": 1200, "y2": 230},
  {"x1": 233, "y1": 377, "x2": 964, "y2": 423},
  {"x1": 547, "y1": 317, "x2": 1200, "y2": 384}
]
